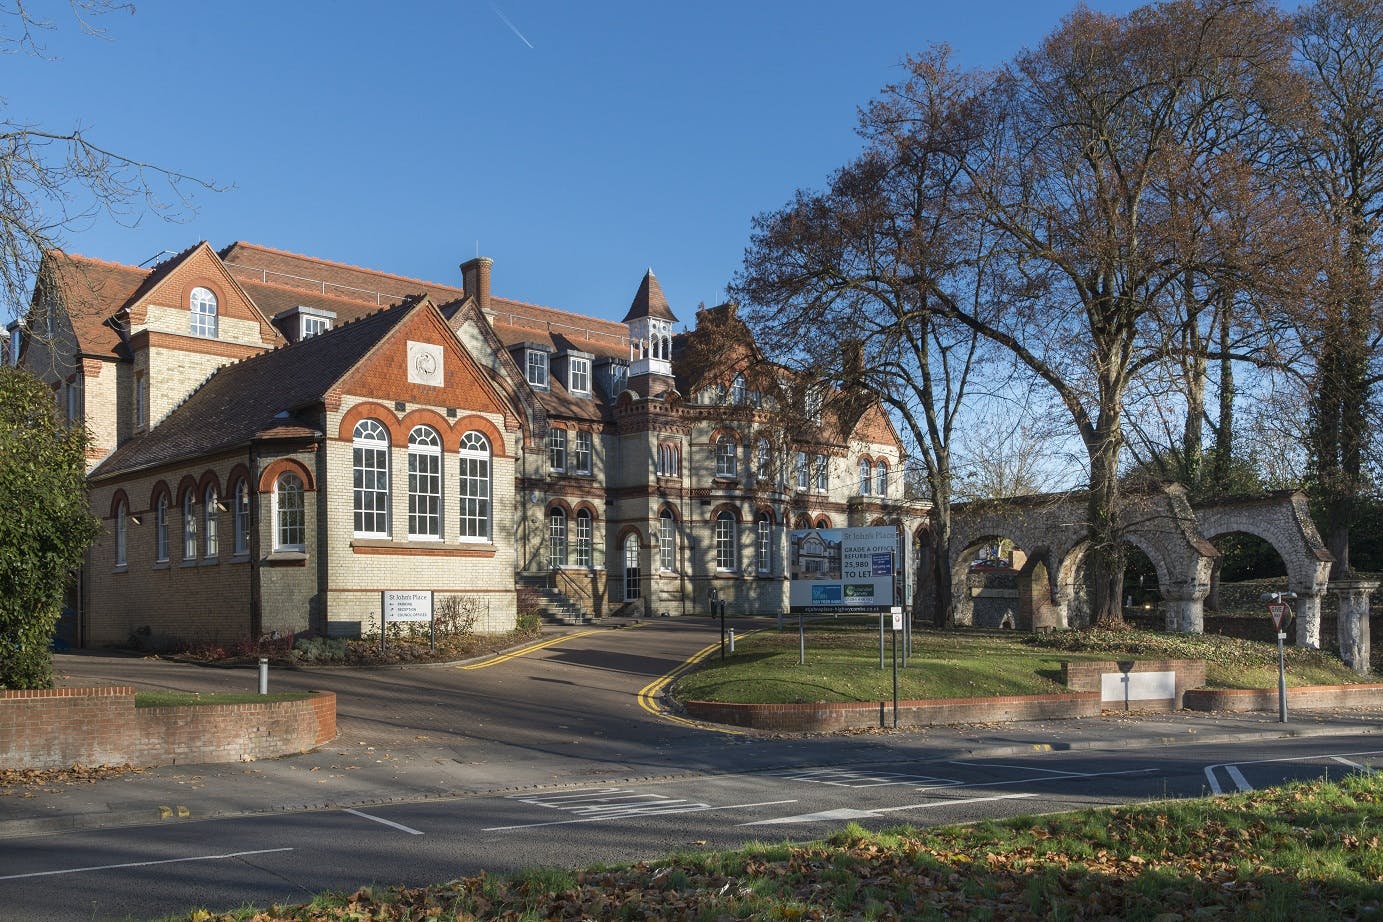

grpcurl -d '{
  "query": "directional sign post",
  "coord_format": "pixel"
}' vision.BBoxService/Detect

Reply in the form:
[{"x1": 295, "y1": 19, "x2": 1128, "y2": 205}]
[
  {"x1": 1264, "y1": 595, "x2": 1295, "y2": 724},
  {"x1": 890, "y1": 606, "x2": 903, "y2": 728}
]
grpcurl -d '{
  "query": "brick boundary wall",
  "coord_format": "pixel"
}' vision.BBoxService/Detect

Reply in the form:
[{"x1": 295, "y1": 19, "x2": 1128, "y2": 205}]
[
  {"x1": 682, "y1": 692, "x2": 1102, "y2": 732},
  {"x1": 0, "y1": 687, "x2": 337, "y2": 771},
  {"x1": 1184, "y1": 683, "x2": 1383, "y2": 712},
  {"x1": 1061, "y1": 659, "x2": 1207, "y2": 711}
]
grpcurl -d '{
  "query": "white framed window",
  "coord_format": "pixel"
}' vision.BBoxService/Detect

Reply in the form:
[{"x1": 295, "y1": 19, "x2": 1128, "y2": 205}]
[
  {"x1": 804, "y1": 387, "x2": 823, "y2": 422},
  {"x1": 574, "y1": 509, "x2": 593, "y2": 567},
  {"x1": 408, "y1": 426, "x2": 442, "y2": 540},
  {"x1": 527, "y1": 349, "x2": 549, "y2": 388},
  {"x1": 715, "y1": 512, "x2": 737, "y2": 571},
  {"x1": 189, "y1": 286, "x2": 218, "y2": 338},
  {"x1": 574, "y1": 431, "x2": 593, "y2": 474},
  {"x1": 274, "y1": 473, "x2": 305, "y2": 551},
  {"x1": 114, "y1": 500, "x2": 127, "y2": 568},
  {"x1": 458, "y1": 431, "x2": 491, "y2": 541},
  {"x1": 715, "y1": 435, "x2": 737, "y2": 478},
  {"x1": 755, "y1": 439, "x2": 770, "y2": 481},
  {"x1": 155, "y1": 494, "x2": 168, "y2": 562},
  {"x1": 568, "y1": 356, "x2": 590, "y2": 395},
  {"x1": 659, "y1": 509, "x2": 676, "y2": 571},
  {"x1": 65, "y1": 376, "x2": 81, "y2": 423},
  {"x1": 233, "y1": 479, "x2": 250, "y2": 556},
  {"x1": 548, "y1": 428, "x2": 567, "y2": 471},
  {"x1": 204, "y1": 485, "x2": 218, "y2": 558},
  {"x1": 795, "y1": 451, "x2": 809, "y2": 492},
  {"x1": 731, "y1": 374, "x2": 747, "y2": 405},
  {"x1": 135, "y1": 375, "x2": 147, "y2": 429},
  {"x1": 301, "y1": 314, "x2": 331, "y2": 339},
  {"x1": 876, "y1": 461, "x2": 888, "y2": 497},
  {"x1": 609, "y1": 364, "x2": 628, "y2": 398},
  {"x1": 624, "y1": 533, "x2": 641, "y2": 601},
  {"x1": 548, "y1": 507, "x2": 567, "y2": 568},
  {"x1": 814, "y1": 454, "x2": 829, "y2": 492},
  {"x1": 182, "y1": 491, "x2": 198, "y2": 560},
  {"x1": 353, "y1": 419, "x2": 390, "y2": 536},
  {"x1": 859, "y1": 458, "x2": 872, "y2": 495},
  {"x1": 756, "y1": 512, "x2": 772, "y2": 574},
  {"x1": 657, "y1": 442, "x2": 680, "y2": 477}
]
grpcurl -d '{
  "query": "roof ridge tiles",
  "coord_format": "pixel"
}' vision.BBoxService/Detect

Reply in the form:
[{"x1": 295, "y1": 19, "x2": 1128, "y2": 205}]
[
  {"x1": 489, "y1": 296, "x2": 629, "y2": 331},
  {"x1": 221, "y1": 241, "x2": 467, "y2": 296},
  {"x1": 236, "y1": 274, "x2": 418, "y2": 311},
  {"x1": 52, "y1": 250, "x2": 152, "y2": 274}
]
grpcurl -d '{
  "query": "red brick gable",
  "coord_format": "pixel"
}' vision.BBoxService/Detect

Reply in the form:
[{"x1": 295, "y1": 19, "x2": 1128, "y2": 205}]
[
  {"x1": 125, "y1": 242, "x2": 281, "y2": 346},
  {"x1": 331, "y1": 303, "x2": 519, "y2": 430}
]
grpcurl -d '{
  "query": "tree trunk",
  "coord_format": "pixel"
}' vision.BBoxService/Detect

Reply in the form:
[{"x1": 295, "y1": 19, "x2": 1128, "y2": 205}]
[
  {"x1": 929, "y1": 497, "x2": 954, "y2": 628},
  {"x1": 1087, "y1": 421, "x2": 1126, "y2": 627},
  {"x1": 1212, "y1": 300, "x2": 1234, "y2": 492}
]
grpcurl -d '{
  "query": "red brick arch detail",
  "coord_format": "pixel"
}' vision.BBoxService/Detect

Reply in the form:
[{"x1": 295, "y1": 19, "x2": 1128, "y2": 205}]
[
  {"x1": 656, "y1": 502, "x2": 681, "y2": 522},
  {"x1": 258, "y1": 458, "x2": 316, "y2": 494},
  {"x1": 226, "y1": 464, "x2": 253, "y2": 495},
  {"x1": 710, "y1": 502, "x2": 743, "y2": 523},
  {"x1": 814, "y1": 514, "x2": 833, "y2": 529},
  {"x1": 709, "y1": 427, "x2": 742, "y2": 446},
  {"x1": 793, "y1": 513, "x2": 813, "y2": 529},
  {"x1": 148, "y1": 480, "x2": 172, "y2": 513},
  {"x1": 614, "y1": 523, "x2": 645, "y2": 547},
  {"x1": 572, "y1": 501, "x2": 600, "y2": 520},
  {"x1": 858, "y1": 453, "x2": 874, "y2": 466},
  {"x1": 175, "y1": 475, "x2": 200, "y2": 504},
  {"x1": 453, "y1": 415, "x2": 508, "y2": 458},
  {"x1": 754, "y1": 504, "x2": 777, "y2": 524},
  {"x1": 197, "y1": 470, "x2": 222, "y2": 498},
  {"x1": 108, "y1": 488, "x2": 131, "y2": 520},
  {"x1": 337, "y1": 402, "x2": 404, "y2": 445},
  {"x1": 545, "y1": 498, "x2": 574, "y2": 517},
  {"x1": 399, "y1": 408, "x2": 457, "y2": 450}
]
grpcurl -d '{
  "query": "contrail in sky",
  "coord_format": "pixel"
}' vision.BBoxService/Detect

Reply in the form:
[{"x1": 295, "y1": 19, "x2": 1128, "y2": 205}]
[{"x1": 488, "y1": 2, "x2": 534, "y2": 48}]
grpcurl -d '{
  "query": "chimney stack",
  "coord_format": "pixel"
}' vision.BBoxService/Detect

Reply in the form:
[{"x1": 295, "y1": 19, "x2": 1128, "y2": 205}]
[{"x1": 460, "y1": 256, "x2": 493, "y2": 314}]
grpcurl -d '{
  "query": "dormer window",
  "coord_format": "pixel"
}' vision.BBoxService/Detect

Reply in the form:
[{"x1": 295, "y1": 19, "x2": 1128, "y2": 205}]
[
  {"x1": 272, "y1": 305, "x2": 335, "y2": 343},
  {"x1": 527, "y1": 349, "x2": 549, "y2": 389},
  {"x1": 189, "y1": 287, "x2": 218, "y2": 338},
  {"x1": 301, "y1": 314, "x2": 331, "y2": 339},
  {"x1": 568, "y1": 355, "x2": 591, "y2": 395}
]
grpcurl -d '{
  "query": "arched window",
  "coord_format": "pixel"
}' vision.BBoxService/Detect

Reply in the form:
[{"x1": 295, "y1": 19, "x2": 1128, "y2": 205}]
[
  {"x1": 875, "y1": 461, "x2": 889, "y2": 497},
  {"x1": 624, "y1": 533, "x2": 641, "y2": 600},
  {"x1": 659, "y1": 509, "x2": 676, "y2": 571},
  {"x1": 715, "y1": 512, "x2": 737, "y2": 571},
  {"x1": 155, "y1": 494, "x2": 169, "y2": 562},
  {"x1": 189, "y1": 286, "x2": 218, "y2": 338},
  {"x1": 204, "y1": 485, "x2": 219, "y2": 558},
  {"x1": 548, "y1": 507, "x2": 567, "y2": 568},
  {"x1": 574, "y1": 509, "x2": 593, "y2": 567},
  {"x1": 458, "y1": 431, "x2": 491, "y2": 541},
  {"x1": 756, "y1": 511, "x2": 772, "y2": 574},
  {"x1": 233, "y1": 479, "x2": 250, "y2": 555},
  {"x1": 795, "y1": 451, "x2": 809, "y2": 491},
  {"x1": 859, "y1": 458, "x2": 872, "y2": 495},
  {"x1": 275, "y1": 473, "x2": 305, "y2": 551},
  {"x1": 755, "y1": 439, "x2": 770, "y2": 481},
  {"x1": 114, "y1": 500, "x2": 127, "y2": 568},
  {"x1": 731, "y1": 374, "x2": 747, "y2": 405},
  {"x1": 408, "y1": 425, "x2": 442, "y2": 540},
  {"x1": 814, "y1": 454, "x2": 829, "y2": 492},
  {"x1": 353, "y1": 419, "x2": 390, "y2": 536},
  {"x1": 182, "y1": 490, "x2": 198, "y2": 560},
  {"x1": 715, "y1": 435, "x2": 737, "y2": 478}
]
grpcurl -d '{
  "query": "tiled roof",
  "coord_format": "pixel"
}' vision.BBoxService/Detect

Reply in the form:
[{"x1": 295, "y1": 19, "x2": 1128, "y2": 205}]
[
  {"x1": 91, "y1": 304, "x2": 416, "y2": 480},
  {"x1": 42, "y1": 252, "x2": 147, "y2": 358},
  {"x1": 621, "y1": 269, "x2": 677, "y2": 323}
]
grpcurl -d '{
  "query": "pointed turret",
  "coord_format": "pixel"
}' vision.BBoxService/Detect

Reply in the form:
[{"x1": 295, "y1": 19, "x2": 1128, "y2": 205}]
[{"x1": 622, "y1": 269, "x2": 678, "y2": 323}]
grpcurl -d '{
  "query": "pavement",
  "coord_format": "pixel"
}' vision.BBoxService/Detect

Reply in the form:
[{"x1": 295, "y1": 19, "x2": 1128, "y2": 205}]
[{"x1": 2, "y1": 619, "x2": 1380, "y2": 842}]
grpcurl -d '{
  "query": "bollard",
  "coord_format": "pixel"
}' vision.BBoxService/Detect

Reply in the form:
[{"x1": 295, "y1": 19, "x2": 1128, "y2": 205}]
[
  {"x1": 258, "y1": 657, "x2": 268, "y2": 695},
  {"x1": 729, "y1": 628, "x2": 735, "y2": 654}
]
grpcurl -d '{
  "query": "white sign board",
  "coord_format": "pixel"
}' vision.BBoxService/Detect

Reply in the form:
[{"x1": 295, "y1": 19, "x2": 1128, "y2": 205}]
[
  {"x1": 789, "y1": 526, "x2": 898, "y2": 613},
  {"x1": 890, "y1": 606, "x2": 903, "y2": 631},
  {"x1": 382, "y1": 590, "x2": 433, "y2": 623},
  {"x1": 1100, "y1": 670, "x2": 1176, "y2": 703}
]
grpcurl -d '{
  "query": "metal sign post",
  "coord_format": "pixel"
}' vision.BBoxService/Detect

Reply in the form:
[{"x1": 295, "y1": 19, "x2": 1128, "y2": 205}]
[
  {"x1": 1262, "y1": 592, "x2": 1296, "y2": 724},
  {"x1": 879, "y1": 611, "x2": 885, "y2": 669},
  {"x1": 890, "y1": 607, "x2": 902, "y2": 727},
  {"x1": 798, "y1": 612, "x2": 805, "y2": 665}
]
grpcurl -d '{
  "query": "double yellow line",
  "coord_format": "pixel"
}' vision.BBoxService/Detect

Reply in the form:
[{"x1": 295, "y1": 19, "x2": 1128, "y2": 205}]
[
  {"x1": 636, "y1": 634, "x2": 752, "y2": 735},
  {"x1": 459, "y1": 627, "x2": 606, "y2": 670}
]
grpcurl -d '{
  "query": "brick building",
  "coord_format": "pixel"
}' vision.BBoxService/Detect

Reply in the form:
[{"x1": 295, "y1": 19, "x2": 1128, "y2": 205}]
[{"x1": 15, "y1": 241, "x2": 924, "y2": 647}]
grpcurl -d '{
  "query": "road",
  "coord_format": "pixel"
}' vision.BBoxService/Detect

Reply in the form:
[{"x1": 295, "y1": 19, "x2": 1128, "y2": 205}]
[{"x1": 1, "y1": 619, "x2": 1379, "y2": 921}]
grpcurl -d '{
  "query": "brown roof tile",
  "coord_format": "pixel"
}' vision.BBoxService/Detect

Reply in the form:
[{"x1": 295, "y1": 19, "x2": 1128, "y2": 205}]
[
  {"x1": 42, "y1": 252, "x2": 147, "y2": 358},
  {"x1": 621, "y1": 269, "x2": 677, "y2": 323}
]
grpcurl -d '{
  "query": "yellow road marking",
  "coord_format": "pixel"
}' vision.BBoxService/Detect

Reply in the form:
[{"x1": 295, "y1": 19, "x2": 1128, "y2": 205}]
[
  {"x1": 459, "y1": 623, "x2": 646, "y2": 670},
  {"x1": 636, "y1": 633, "x2": 755, "y2": 735}
]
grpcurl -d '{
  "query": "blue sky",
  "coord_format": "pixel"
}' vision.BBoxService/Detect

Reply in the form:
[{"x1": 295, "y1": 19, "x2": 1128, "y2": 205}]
[{"x1": 8, "y1": 0, "x2": 1142, "y2": 324}]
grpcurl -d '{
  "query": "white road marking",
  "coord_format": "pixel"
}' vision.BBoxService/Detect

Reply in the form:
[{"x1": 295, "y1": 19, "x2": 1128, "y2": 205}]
[
  {"x1": 1330, "y1": 756, "x2": 1374, "y2": 772},
  {"x1": 343, "y1": 808, "x2": 424, "y2": 835},
  {"x1": 768, "y1": 768, "x2": 960, "y2": 788},
  {"x1": 483, "y1": 799, "x2": 796, "y2": 832},
  {"x1": 741, "y1": 793, "x2": 1037, "y2": 826},
  {"x1": 0, "y1": 848, "x2": 294, "y2": 881},
  {"x1": 951, "y1": 761, "x2": 1088, "y2": 776},
  {"x1": 1205, "y1": 749, "x2": 1383, "y2": 796},
  {"x1": 1225, "y1": 766, "x2": 1253, "y2": 793}
]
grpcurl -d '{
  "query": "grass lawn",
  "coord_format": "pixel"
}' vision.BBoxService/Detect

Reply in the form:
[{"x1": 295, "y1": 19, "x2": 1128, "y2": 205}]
[
  {"x1": 672, "y1": 622, "x2": 1372, "y2": 705},
  {"x1": 133, "y1": 691, "x2": 313, "y2": 708},
  {"x1": 159, "y1": 772, "x2": 1383, "y2": 920}
]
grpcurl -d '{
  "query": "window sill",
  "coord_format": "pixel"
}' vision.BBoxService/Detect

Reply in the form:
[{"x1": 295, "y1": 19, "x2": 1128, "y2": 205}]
[
  {"x1": 153, "y1": 560, "x2": 170, "y2": 570},
  {"x1": 351, "y1": 538, "x2": 496, "y2": 558},
  {"x1": 200, "y1": 557, "x2": 220, "y2": 567},
  {"x1": 229, "y1": 553, "x2": 250, "y2": 565},
  {"x1": 179, "y1": 560, "x2": 199, "y2": 569},
  {"x1": 112, "y1": 565, "x2": 128, "y2": 575},
  {"x1": 712, "y1": 476, "x2": 740, "y2": 484},
  {"x1": 265, "y1": 550, "x2": 307, "y2": 567}
]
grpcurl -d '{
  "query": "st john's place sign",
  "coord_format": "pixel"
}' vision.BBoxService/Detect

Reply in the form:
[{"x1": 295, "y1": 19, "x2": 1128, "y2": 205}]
[
  {"x1": 382, "y1": 590, "x2": 434, "y2": 623},
  {"x1": 788, "y1": 526, "x2": 899, "y2": 613}
]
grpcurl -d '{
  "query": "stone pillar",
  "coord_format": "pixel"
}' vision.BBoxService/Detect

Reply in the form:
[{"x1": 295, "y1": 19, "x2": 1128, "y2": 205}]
[
  {"x1": 1051, "y1": 587, "x2": 1073, "y2": 631},
  {"x1": 1293, "y1": 592, "x2": 1324, "y2": 650},
  {"x1": 1162, "y1": 591, "x2": 1204, "y2": 634},
  {"x1": 1329, "y1": 580, "x2": 1376, "y2": 674}
]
